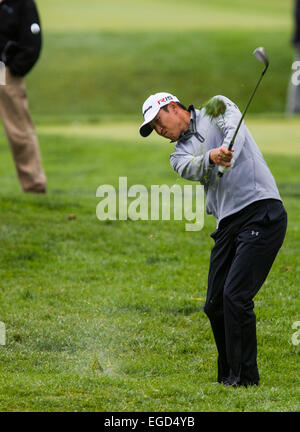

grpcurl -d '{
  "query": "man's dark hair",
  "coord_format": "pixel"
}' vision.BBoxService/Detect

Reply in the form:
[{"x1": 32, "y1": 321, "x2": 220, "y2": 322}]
[{"x1": 161, "y1": 102, "x2": 188, "y2": 112}]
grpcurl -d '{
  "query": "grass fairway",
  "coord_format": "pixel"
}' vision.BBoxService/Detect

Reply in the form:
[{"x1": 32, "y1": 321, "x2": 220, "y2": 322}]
[
  {"x1": 38, "y1": 0, "x2": 289, "y2": 32},
  {"x1": 0, "y1": 0, "x2": 299, "y2": 413},
  {"x1": 0, "y1": 119, "x2": 299, "y2": 412},
  {"x1": 27, "y1": 0, "x2": 292, "y2": 120}
]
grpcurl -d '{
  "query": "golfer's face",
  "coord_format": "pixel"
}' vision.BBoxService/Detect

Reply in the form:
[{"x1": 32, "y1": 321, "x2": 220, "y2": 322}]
[{"x1": 150, "y1": 106, "x2": 182, "y2": 141}]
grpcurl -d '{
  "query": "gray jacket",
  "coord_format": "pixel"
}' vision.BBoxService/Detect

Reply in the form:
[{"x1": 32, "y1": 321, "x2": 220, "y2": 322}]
[{"x1": 169, "y1": 95, "x2": 282, "y2": 228}]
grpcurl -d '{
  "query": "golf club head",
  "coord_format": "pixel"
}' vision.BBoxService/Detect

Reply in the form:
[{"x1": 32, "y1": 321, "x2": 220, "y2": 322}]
[{"x1": 253, "y1": 47, "x2": 269, "y2": 72}]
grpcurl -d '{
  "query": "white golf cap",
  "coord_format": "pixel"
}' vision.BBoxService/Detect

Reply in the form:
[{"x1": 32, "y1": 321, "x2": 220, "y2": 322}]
[{"x1": 139, "y1": 92, "x2": 180, "y2": 137}]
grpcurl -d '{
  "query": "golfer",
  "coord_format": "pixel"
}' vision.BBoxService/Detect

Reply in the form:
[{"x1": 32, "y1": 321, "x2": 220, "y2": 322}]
[
  {"x1": 0, "y1": 0, "x2": 46, "y2": 193},
  {"x1": 139, "y1": 92, "x2": 287, "y2": 387}
]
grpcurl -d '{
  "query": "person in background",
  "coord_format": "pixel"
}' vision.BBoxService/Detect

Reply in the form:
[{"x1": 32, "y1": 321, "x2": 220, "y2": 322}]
[
  {"x1": 0, "y1": 0, "x2": 46, "y2": 193},
  {"x1": 287, "y1": 0, "x2": 300, "y2": 114}
]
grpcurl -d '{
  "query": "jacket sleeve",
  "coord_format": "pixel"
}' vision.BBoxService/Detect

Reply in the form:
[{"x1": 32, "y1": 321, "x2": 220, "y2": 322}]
[
  {"x1": 169, "y1": 148, "x2": 214, "y2": 186},
  {"x1": 214, "y1": 95, "x2": 246, "y2": 162},
  {"x1": 6, "y1": 0, "x2": 42, "y2": 76}
]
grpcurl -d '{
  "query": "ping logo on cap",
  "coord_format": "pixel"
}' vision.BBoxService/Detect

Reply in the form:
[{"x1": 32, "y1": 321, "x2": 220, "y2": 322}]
[{"x1": 157, "y1": 95, "x2": 173, "y2": 105}]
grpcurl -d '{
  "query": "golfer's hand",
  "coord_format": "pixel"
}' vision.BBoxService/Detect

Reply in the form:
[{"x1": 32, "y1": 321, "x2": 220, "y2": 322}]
[{"x1": 209, "y1": 146, "x2": 234, "y2": 166}]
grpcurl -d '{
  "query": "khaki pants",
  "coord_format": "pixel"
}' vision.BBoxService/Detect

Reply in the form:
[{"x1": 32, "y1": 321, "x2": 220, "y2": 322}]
[{"x1": 0, "y1": 68, "x2": 46, "y2": 192}]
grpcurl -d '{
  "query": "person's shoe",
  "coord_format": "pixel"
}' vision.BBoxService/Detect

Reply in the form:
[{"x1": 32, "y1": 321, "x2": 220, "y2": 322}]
[
  {"x1": 24, "y1": 186, "x2": 47, "y2": 194},
  {"x1": 223, "y1": 377, "x2": 259, "y2": 388},
  {"x1": 222, "y1": 377, "x2": 239, "y2": 388},
  {"x1": 218, "y1": 376, "x2": 230, "y2": 385},
  {"x1": 239, "y1": 379, "x2": 259, "y2": 388}
]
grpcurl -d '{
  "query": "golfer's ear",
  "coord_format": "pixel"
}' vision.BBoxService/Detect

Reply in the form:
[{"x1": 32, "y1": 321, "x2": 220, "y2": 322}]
[{"x1": 169, "y1": 101, "x2": 177, "y2": 112}]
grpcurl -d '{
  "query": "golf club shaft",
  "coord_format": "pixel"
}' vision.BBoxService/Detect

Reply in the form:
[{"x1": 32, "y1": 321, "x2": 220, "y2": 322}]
[{"x1": 218, "y1": 64, "x2": 268, "y2": 177}]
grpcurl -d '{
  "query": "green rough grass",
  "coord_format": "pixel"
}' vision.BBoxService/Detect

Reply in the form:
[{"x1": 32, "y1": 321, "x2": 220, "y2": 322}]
[{"x1": 0, "y1": 120, "x2": 299, "y2": 411}]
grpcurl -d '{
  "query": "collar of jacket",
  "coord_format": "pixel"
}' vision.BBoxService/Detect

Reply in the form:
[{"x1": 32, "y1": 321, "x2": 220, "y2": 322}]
[{"x1": 170, "y1": 105, "x2": 205, "y2": 144}]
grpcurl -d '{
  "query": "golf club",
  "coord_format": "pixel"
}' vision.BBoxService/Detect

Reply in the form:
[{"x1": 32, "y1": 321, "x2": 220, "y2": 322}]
[{"x1": 218, "y1": 47, "x2": 269, "y2": 177}]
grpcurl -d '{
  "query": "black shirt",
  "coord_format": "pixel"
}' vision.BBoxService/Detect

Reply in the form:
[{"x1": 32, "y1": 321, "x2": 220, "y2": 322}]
[
  {"x1": 0, "y1": 0, "x2": 42, "y2": 76},
  {"x1": 293, "y1": 0, "x2": 300, "y2": 45}
]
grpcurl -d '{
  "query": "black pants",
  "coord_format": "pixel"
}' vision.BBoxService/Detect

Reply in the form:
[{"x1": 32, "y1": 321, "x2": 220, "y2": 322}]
[{"x1": 204, "y1": 199, "x2": 287, "y2": 385}]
